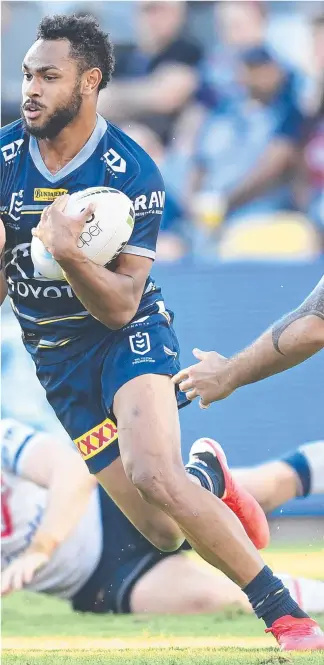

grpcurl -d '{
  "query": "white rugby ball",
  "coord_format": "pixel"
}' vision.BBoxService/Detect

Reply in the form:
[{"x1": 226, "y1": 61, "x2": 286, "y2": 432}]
[{"x1": 31, "y1": 187, "x2": 135, "y2": 280}]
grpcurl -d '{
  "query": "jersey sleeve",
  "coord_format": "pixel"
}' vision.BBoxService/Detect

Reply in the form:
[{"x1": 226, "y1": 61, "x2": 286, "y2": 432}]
[
  {"x1": 122, "y1": 159, "x2": 165, "y2": 261},
  {"x1": 274, "y1": 104, "x2": 304, "y2": 143},
  {"x1": 1, "y1": 419, "x2": 41, "y2": 476},
  {"x1": 0, "y1": 121, "x2": 25, "y2": 209}
]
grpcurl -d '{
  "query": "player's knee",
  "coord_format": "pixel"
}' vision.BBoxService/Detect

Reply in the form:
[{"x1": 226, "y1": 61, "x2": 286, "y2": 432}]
[
  {"x1": 123, "y1": 458, "x2": 184, "y2": 551},
  {"x1": 125, "y1": 464, "x2": 168, "y2": 504},
  {"x1": 125, "y1": 458, "x2": 186, "y2": 508}
]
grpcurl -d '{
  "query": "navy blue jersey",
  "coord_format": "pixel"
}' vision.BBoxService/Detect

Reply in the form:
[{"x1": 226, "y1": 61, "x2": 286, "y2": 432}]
[{"x1": 1, "y1": 116, "x2": 166, "y2": 360}]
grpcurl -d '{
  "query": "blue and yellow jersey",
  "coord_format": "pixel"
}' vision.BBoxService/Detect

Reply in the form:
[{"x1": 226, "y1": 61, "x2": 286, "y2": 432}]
[{"x1": 1, "y1": 116, "x2": 166, "y2": 360}]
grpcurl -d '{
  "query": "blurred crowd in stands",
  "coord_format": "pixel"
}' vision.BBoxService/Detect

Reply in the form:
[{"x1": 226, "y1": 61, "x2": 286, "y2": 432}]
[{"x1": 2, "y1": 0, "x2": 324, "y2": 262}]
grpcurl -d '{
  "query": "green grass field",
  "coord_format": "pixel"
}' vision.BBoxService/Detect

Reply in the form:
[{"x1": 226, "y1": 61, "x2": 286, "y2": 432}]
[{"x1": 2, "y1": 545, "x2": 324, "y2": 665}]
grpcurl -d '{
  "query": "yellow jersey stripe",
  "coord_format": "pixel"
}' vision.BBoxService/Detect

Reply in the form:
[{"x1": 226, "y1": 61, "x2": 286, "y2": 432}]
[
  {"x1": 37, "y1": 315, "x2": 88, "y2": 325},
  {"x1": 21, "y1": 211, "x2": 43, "y2": 215},
  {"x1": 38, "y1": 338, "x2": 72, "y2": 349}
]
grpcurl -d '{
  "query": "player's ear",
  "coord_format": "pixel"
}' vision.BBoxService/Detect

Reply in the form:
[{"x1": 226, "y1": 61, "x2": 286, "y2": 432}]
[{"x1": 81, "y1": 68, "x2": 102, "y2": 96}]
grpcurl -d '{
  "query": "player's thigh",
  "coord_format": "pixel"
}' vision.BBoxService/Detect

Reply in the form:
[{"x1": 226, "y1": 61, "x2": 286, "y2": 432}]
[
  {"x1": 36, "y1": 341, "x2": 183, "y2": 549},
  {"x1": 96, "y1": 456, "x2": 183, "y2": 551},
  {"x1": 35, "y1": 348, "x2": 120, "y2": 474},
  {"x1": 100, "y1": 312, "x2": 188, "y2": 496},
  {"x1": 113, "y1": 373, "x2": 186, "y2": 491}
]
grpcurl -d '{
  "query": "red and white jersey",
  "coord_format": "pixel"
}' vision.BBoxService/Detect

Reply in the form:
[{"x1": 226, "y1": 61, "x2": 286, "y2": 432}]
[{"x1": 1, "y1": 419, "x2": 102, "y2": 599}]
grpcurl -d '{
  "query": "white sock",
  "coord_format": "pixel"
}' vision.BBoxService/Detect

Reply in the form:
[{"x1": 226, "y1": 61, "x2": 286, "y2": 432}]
[
  {"x1": 277, "y1": 573, "x2": 324, "y2": 614},
  {"x1": 298, "y1": 441, "x2": 324, "y2": 494}
]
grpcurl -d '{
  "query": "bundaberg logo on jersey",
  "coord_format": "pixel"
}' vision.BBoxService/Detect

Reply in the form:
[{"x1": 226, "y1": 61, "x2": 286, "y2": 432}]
[{"x1": 34, "y1": 188, "x2": 68, "y2": 202}]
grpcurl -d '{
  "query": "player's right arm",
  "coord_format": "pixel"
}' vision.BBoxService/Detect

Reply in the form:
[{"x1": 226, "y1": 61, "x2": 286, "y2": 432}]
[
  {"x1": 0, "y1": 218, "x2": 7, "y2": 304},
  {"x1": 1, "y1": 422, "x2": 96, "y2": 595},
  {"x1": 173, "y1": 276, "x2": 324, "y2": 405}
]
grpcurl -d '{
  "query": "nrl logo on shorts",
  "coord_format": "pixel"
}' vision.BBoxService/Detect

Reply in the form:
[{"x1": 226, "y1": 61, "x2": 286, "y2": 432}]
[{"x1": 129, "y1": 332, "x2": 151, "y2": 355}]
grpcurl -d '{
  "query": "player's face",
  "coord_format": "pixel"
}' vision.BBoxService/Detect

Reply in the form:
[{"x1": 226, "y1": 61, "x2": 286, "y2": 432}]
[{"x1": 21, "y1": 39, "x2": 83, "y2": 139}]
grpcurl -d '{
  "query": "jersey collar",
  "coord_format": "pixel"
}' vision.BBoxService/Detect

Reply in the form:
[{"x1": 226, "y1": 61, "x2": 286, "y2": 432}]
[{"x1": 28, "y1": 114, "x2": 107, "y2": 184}]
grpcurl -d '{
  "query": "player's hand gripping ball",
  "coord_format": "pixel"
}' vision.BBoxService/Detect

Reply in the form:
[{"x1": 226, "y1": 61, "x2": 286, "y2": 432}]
[{"x1": 31, "y1": 187, "x2": 135, "y2": 280}]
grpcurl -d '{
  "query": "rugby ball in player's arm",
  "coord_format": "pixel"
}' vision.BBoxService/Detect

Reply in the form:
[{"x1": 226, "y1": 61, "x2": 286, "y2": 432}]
[{"x1": 31, "y1": 187, "x2": 135, "y2": 280}]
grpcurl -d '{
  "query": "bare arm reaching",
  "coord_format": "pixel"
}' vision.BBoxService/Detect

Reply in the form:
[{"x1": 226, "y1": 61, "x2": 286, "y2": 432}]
[{"x1": 173, "y1": 276, "x2": 324, "y2": 406}]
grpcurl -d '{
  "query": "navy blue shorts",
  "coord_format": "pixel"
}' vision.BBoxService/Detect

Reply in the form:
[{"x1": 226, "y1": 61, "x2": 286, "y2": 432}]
[
  {"x1": 71, "y1": 486, "x2": 190, "y2": 614},
  {"x1": 35, "y1": 311, "x2": 189, "y2": 474}
]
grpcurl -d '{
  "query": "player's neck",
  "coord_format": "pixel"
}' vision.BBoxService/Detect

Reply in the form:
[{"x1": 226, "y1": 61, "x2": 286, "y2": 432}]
[{"x1": 37, "y1": 111, "x2": 98, "y2": 176}]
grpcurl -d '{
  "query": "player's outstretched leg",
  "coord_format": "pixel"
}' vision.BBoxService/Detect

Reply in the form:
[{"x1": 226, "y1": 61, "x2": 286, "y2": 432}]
[
  {"x1": 232, "y1": 440, "x2": 324, "y2": 513},
  {"x1": 186, "y1": 437, "x2": 270, "y2": 549},
  {"x1": 97, "y1": 373, "x2": 324, "y2": 650}
]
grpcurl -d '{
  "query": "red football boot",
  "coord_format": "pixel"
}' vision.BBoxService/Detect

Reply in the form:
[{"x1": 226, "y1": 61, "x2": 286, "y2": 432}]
[
  {"x1": 266, "y1": 616, "x2": 324, "y2": 651},
  {"x1": 188, "y1": 438, "x2": 270, "y2": 549}
]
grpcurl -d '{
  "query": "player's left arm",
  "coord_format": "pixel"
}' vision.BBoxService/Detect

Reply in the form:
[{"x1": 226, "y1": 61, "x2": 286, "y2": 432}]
[{"x1": 1, "y1": 428, "x2": 96, "y2": 595}]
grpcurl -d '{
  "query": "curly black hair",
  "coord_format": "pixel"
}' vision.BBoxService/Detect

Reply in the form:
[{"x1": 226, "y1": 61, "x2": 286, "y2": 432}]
[{"x1": 36, "y1": 14, "x2": 115, "y2": 91}]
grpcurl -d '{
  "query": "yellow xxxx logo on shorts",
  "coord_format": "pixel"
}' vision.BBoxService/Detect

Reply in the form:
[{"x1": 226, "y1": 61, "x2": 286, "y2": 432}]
[{"x1": 74, "y1": 418, "x2": 118, "y2": 460}]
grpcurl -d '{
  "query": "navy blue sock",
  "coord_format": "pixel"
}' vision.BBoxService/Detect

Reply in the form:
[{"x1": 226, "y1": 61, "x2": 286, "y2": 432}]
[
  {"x1": 281, "y1": 451, "x2": 311, "y2": 496},
  {"x1": 186, "y1": 461, "x2": 225, "y2": 497},
  {"x1": 243, "y1": 566, "x2": 309, "y2": 628}
]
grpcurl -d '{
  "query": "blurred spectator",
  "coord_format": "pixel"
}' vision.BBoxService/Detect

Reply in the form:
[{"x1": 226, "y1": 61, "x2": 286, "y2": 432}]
[
  {"x1": 98, "y1": 1, "x2": 203, "y2": 144},
  {"x1": 198, "y1": 0, "x2": 267, "y2": 109},
  {"x1": 302, "y1": 87, "x2": 324, "y2": 244},
  {"x1": 305, "y1": 14, "x2": 324, "y2": 238},
  {"x1": 312, "y1": 12, "x2": 324, "y2": 76},
  {"x1": 122, "y1": 123, "x2": 188, "y2": 261},
  {"x1": 1, "y1": 1, "x2": 42, "y2": 124},
  {"x1": 292, "y1": 16, "x2": 324, "y2": 248},
  {"x1": 44, "y1": 2, "x2": 137, "y2": 45},
  {"x1": 311, "y1": 13, "x2": 324, "y2": 107},
  {"x1": 199, "y1": 0, "x2": 311, "y2": 110},
  {"x1": 189, "y1": 46, "x2": 304, "y2": 237}
]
